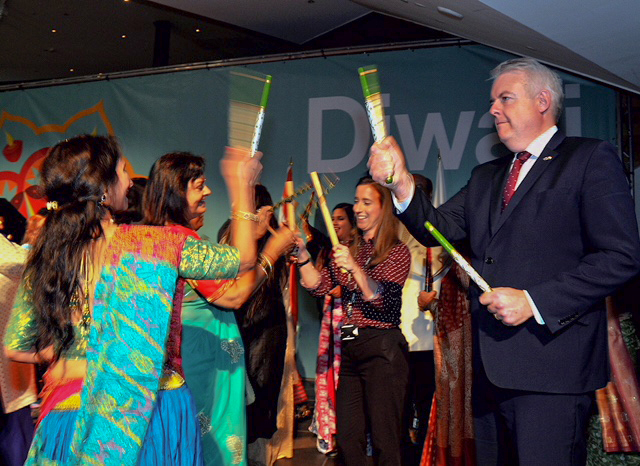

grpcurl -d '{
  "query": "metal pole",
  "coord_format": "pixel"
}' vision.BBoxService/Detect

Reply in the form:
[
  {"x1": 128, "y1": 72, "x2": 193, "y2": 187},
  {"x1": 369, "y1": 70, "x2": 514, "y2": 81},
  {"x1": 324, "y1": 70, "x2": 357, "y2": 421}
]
[{"x1": 0, "y1": 39, "x2": 471, "y2": 92}]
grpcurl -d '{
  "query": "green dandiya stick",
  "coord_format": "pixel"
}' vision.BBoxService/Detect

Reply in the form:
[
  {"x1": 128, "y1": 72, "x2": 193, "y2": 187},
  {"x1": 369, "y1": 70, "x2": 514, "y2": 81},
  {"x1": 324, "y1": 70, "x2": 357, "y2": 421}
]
[
  {"x1": 228, "y1": 69, "x2": 272, "y2": 157},
  {"x1": 425, "y1": 221, "x2": 492, "y2": 293},
  {"x1": 358, "y1": 65, "x2": 393, "y2": 184}
]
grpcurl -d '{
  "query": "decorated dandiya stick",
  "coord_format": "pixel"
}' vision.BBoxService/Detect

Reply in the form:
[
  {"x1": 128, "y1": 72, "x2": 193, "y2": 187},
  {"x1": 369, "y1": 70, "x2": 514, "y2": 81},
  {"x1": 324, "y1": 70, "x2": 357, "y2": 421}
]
[
  {"x1": 425, "y1": 247, "x2": 433, "y2": 292},
  {"x1": 425, "y1": 221, "x2": 492, "y2": 293},
  {"x1": 273, "y1": 183, "x2": 312, "y2": 210},
  {"x1": 228, "y1": 69, "x2": 272, "y2": 156},
  {"x1": 300, "y1": 191, "x2": 317, "y2": 243},
  {"x1": 273, "y1": 176, "x2": 338, "y2": 220},
  {"x1": 285, "y1": 162, "x2": 297, "y2": 231},
  {"x1": 310, "y1": 172, "x2": 351, "y2": 274},
  {"x1": 284, "y1": 162, "x2": 301, "y2": 327},
  {"x1": 358, "y1": 65, "x2": 392, "y2": 184},
  {"x1": 310, "y1": 172, "x2": 339, "y2": 246}
]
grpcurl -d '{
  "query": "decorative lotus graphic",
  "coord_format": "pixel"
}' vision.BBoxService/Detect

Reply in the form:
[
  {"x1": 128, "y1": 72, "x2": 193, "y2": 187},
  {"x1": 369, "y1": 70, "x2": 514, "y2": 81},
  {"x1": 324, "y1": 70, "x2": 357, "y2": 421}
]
[{"x1": 0, "y1": 101, "x2": 142, "y2": 218}]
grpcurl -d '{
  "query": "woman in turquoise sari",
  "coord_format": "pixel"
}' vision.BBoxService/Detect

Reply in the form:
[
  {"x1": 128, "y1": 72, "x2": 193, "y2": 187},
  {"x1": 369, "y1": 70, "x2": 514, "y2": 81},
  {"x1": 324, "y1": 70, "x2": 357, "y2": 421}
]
[
  {"x1": 142, "y1": 153, "x2": 294, "y2": 466},
  {"x1": 4, "y1": 135, "x2": 260, "y2": 465}
]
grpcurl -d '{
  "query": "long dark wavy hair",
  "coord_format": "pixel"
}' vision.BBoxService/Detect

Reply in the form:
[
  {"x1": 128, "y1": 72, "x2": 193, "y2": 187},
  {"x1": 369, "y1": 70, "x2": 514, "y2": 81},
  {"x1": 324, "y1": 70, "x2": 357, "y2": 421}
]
[
  {"x1": 142, "y1": 152, "x2": 205, "y2": 227},
  {"x1": 24, "y1": 135, "x2": 121, "y2": 354}
]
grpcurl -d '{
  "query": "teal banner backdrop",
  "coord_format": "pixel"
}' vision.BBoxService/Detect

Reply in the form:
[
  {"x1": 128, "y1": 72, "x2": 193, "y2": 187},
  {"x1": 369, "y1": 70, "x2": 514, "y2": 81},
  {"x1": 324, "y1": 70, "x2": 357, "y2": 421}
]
[{"x1": 0, "y1": 44, "x2": 617, "y2": 375}]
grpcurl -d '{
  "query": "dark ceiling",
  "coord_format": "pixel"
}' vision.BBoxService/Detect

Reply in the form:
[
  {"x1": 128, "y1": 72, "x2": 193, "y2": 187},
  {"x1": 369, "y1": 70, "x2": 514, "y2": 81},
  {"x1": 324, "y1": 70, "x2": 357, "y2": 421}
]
[{"x1": 0, "y1": 0, "x2": 454, "y2": 87}]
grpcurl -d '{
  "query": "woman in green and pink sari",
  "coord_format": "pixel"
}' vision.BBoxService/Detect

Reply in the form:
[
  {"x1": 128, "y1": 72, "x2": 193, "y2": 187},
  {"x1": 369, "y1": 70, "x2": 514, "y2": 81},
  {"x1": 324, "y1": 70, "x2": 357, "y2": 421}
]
[{"x1": 142, "y1": 153, "x2": 294, "y2": 466}]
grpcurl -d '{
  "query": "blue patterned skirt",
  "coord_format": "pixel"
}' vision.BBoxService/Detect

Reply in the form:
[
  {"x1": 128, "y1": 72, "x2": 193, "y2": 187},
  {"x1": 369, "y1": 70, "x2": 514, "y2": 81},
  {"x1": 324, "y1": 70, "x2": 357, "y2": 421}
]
[{"x1": 34, "y1": 384, "x2": 204, "y2": 465}]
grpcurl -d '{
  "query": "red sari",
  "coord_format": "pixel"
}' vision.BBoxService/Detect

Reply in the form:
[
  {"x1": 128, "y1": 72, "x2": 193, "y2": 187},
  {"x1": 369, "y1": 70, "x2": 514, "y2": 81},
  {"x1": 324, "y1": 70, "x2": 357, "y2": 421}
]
[{"x1": 421, "y1": 262, "x2": 475, "y2": 465}]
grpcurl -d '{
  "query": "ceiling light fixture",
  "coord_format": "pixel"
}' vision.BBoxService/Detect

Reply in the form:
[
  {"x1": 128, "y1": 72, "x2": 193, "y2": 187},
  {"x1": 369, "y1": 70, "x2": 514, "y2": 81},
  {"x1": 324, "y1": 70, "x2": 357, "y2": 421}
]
[
  {"x1": 437, "y1": 6, "x2": 464, "y2": 19},
  {"x1": 195, "y1": 28, "x2": 201, "y2": 33},
  {"x1": 51, "y1": 29, "x2": 57, "y2": 33},
  {"x1": 121, "y1": 34, "x2": 127, "y2": 39}
]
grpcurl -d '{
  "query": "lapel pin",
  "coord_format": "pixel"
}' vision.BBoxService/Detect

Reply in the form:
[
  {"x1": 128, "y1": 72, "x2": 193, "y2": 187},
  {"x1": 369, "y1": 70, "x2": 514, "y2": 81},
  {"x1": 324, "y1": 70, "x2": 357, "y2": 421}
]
[{"x1": 543, "y1": 156, "x2": 554, "y2": 161}]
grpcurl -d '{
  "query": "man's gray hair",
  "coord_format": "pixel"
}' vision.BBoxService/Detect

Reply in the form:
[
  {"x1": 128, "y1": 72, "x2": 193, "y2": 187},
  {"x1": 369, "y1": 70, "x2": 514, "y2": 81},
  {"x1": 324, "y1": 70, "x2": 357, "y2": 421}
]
[{"x1": 491, "y1": 57, "x2": 564, "y2": 121}]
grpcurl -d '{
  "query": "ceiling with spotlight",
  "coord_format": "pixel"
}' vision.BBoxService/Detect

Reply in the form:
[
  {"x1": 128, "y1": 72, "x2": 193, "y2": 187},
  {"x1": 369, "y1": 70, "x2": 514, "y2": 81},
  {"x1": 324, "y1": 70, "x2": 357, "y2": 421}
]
[{"x1": 1, "y1": 0, "x2": 639, "y2": 94}]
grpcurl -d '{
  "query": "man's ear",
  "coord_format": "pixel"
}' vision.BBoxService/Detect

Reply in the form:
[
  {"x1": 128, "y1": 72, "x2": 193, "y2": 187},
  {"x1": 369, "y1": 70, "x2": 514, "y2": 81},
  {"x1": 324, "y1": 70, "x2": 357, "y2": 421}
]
[{"x1": 537, "y1": 89, "x2": 552, "y2": 115}]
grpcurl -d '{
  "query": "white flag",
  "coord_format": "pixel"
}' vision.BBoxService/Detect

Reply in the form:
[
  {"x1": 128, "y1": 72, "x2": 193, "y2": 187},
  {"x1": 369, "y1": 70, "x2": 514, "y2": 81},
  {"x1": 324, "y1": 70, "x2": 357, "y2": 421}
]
[{"x1": 433, "y1": 153, "x2": 447, "y2": 208}]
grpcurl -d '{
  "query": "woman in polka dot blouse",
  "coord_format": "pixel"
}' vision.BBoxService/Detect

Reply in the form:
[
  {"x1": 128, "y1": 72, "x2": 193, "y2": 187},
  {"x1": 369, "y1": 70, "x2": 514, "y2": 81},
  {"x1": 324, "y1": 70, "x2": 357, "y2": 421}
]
[{"x1": 295, "y1": 177, "x2": 411, "y2": 465}]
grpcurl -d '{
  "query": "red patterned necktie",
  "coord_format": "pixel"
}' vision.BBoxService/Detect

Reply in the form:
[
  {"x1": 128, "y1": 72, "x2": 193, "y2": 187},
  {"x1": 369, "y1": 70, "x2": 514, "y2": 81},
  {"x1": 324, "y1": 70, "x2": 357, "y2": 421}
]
[{"x1": 502, "y1": 151, "x2": 531, "y2": 211}]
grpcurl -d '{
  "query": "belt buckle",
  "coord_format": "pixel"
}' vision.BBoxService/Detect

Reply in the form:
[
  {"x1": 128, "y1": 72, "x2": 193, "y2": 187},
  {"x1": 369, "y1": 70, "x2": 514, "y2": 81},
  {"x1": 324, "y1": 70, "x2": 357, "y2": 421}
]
[{"x1": 341, "y1": 324, "x2": 359, "y2": 341}]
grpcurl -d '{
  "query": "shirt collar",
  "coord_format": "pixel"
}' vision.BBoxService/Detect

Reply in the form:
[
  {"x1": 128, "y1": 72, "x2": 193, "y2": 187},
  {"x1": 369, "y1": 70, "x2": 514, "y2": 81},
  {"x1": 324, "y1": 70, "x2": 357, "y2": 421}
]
[{"x1": 524, "y1": 125, "x2": 558, "y2": 158}]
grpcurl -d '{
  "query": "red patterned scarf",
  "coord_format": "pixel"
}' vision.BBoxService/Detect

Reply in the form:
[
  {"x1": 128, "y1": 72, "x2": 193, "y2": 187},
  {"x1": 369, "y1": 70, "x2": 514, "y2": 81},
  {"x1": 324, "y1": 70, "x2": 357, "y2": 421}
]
[{"x1": 310, "y1": 288, "x2": 343, "y2": 454}]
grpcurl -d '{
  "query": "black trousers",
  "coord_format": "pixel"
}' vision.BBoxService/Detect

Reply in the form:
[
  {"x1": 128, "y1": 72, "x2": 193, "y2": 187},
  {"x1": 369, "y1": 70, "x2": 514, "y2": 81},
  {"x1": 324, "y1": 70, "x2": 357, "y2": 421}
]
[
  {"x1": 403, "y1": 350, "x2": 435, "y2": 466},
  {"x1": 0, "y1": 405, "x2": 33, "y2": 466},
  {"x1": 473, "y1": 364, "x2": 594, "y2": 466},
  {"x1": 336, "y1": 327, "x2": 409, "y2": 466}
]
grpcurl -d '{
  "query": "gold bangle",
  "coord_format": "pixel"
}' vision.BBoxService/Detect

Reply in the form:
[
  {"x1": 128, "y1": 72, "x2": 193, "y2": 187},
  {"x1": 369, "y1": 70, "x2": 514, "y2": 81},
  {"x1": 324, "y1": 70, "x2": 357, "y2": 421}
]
[
  {"x1": 258, "y1": 253, "x2": 273, "y2": 277},
  {"x1": 231, "y1": 210, "x2": 259, "y2": 222},
  {"x1": 261, "y1": 252, "x2": 274, "y2": 270},
  {"x1": 258, "y1": 263, "x2": 269, "y2": 278}
]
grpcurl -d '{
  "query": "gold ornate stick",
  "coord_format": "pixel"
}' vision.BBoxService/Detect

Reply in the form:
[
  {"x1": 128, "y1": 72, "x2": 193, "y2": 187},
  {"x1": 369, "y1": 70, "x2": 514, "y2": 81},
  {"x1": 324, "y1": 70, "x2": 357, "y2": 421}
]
[
  {"x1": 310, "y1": 172, "x2": 349, "y2": 273},
  {"x1": 310, "y1": 172, "x2": 339, "y2": 246}
]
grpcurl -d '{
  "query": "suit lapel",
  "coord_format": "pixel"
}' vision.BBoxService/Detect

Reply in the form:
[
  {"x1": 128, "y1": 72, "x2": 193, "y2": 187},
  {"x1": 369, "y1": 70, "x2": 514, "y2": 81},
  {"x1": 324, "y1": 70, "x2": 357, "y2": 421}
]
[
  {"x1": 488, "y1": 158, "x2": 511, "y2": 236},
  {"x1": 491, "y1": 131, "x2": 566, "y2": 236}
]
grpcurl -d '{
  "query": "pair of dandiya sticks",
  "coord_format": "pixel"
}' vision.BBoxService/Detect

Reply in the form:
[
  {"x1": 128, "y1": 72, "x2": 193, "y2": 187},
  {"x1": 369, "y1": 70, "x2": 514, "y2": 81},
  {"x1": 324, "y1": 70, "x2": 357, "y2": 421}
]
[{"x1": 227, "y1": 66, "x2": 492, "y2": 291}]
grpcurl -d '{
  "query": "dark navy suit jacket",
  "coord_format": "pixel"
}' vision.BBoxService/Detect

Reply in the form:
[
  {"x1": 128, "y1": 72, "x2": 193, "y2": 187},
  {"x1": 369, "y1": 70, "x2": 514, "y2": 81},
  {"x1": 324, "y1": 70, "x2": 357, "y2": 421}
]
[{"x1": 398, "y1": 131, "x2": 640, "y2": 393}]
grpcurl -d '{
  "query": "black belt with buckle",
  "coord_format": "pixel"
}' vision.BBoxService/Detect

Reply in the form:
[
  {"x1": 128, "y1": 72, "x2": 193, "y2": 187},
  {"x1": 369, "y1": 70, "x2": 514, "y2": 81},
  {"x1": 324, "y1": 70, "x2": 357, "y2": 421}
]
[{"x1": 340, "y1": 323, "x2": 359, "y2": 341}]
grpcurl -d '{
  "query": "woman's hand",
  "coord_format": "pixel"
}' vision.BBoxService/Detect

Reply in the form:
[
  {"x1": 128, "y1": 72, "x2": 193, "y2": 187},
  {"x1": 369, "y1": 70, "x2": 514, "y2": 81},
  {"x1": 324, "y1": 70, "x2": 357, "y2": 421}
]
[
  {"x1": 263, "y1": 225, "x2": 296, "y2": 260},
  {"x1": 256, "y1": 206, "x2": 275, "y2": 238},
  {"x1": 222, "y1": 146, "x2": 260, "y2": 274},
  {"x1": 332, "y1": 243, "x2": 356, "y2": 273},
  {"x1": 221, "y1": 147, "x2": 263, "y2": 190},
  {"x1": 418, "y1": 290, "x2": 438, "y2": 312},
  {"x1": 292, "y1": 234, "x2": 310, "y2": 261}
]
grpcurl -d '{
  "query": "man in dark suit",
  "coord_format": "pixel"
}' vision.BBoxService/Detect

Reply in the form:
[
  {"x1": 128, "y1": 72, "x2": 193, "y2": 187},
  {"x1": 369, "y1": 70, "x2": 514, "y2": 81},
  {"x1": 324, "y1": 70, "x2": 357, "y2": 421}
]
[{"x1": 368, "y1": 57, "x2": 640, "y2": 465}]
